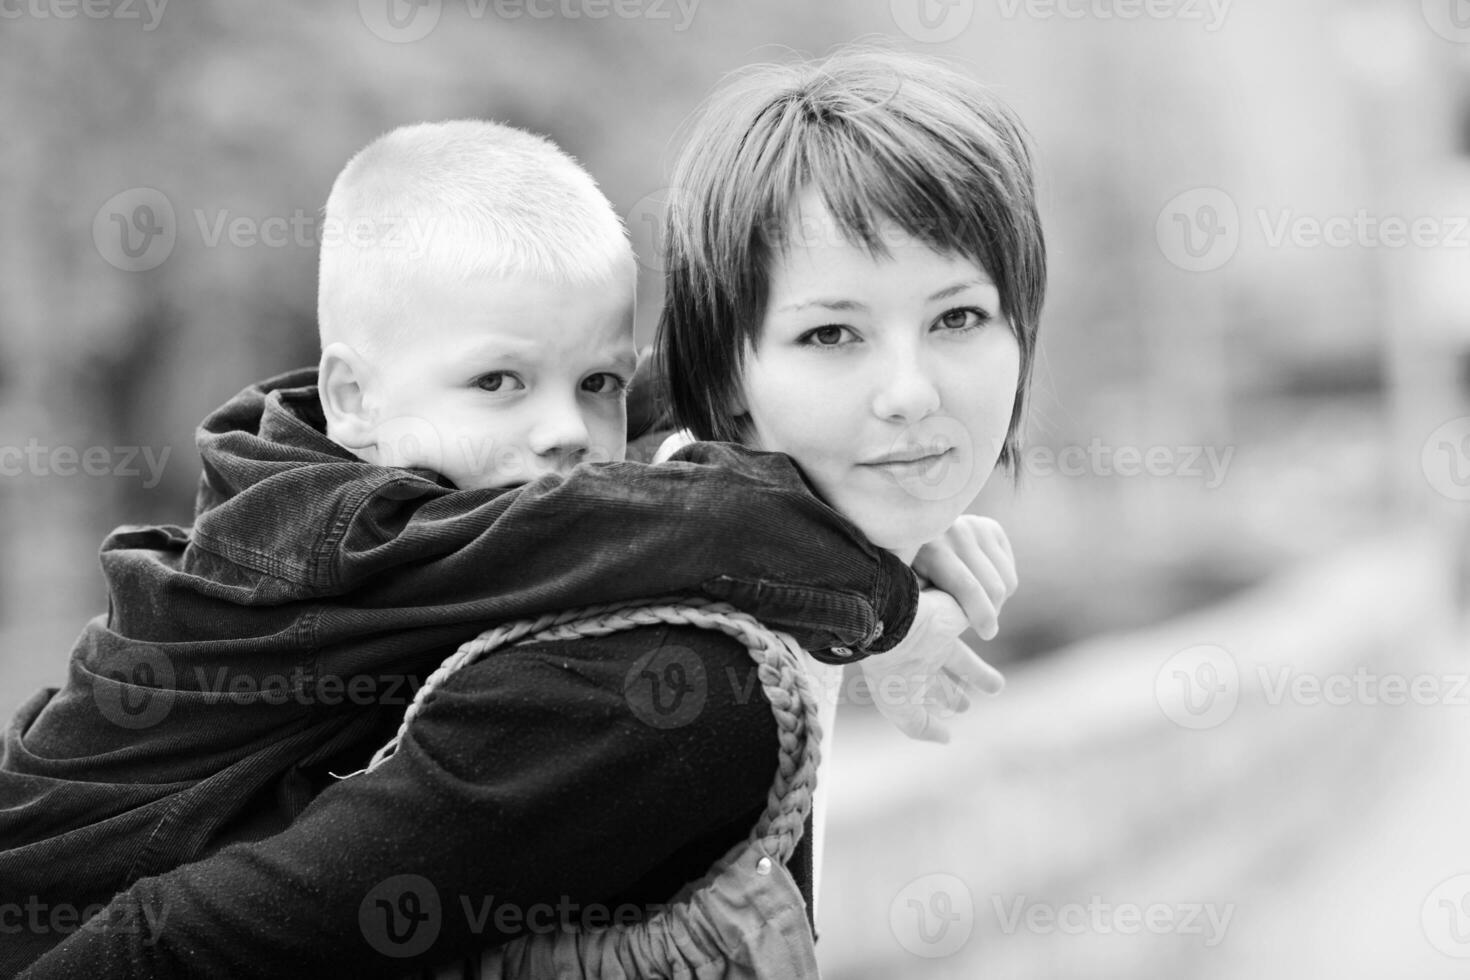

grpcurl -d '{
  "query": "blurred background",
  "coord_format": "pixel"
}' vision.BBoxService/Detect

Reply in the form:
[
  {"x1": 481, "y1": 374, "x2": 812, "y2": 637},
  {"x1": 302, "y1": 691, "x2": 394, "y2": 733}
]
[{"x1": 2, "y1": 0, "x2": 1469, "y2": 976}]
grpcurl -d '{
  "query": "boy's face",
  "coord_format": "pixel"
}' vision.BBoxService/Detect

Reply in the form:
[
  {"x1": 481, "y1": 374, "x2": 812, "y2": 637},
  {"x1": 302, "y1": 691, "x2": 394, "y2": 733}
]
[{"x1": 364, "y1": 275, "x2": 636, "y2": 490}]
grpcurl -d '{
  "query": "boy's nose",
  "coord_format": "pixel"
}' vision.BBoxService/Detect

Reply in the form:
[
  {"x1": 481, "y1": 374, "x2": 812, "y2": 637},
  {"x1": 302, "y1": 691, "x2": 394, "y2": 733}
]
[{"x1": 528, "y1": 407, "x2": 592, "y2": 460}]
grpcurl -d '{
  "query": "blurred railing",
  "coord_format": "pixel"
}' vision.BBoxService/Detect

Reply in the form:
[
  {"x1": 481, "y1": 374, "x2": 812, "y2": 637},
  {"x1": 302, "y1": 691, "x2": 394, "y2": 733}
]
[{"x1": 816, "y1": 526, "x2": 1464, "y2": 980}]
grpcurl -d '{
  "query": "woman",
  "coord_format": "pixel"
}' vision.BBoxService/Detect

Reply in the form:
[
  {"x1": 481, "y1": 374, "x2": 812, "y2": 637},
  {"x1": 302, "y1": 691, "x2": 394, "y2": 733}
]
[{"x1": 18, "y1": 47, "x2": 1043, "y2": 979}]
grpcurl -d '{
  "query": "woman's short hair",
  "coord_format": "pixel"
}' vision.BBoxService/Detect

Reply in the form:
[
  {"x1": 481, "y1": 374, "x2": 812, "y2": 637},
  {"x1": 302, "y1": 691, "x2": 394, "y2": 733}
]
[{"x1": 655, "y1": 47, "x2": 1046, "y2": 474}]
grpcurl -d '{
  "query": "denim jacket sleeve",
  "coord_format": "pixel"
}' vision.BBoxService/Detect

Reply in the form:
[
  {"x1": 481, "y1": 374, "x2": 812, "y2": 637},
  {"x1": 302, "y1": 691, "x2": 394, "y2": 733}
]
[
  {"x1": 323, "y1": 441, "x2": 916, "y2": 661},
  {"x1": 17, "y1": 628, "x2": 789, "y2": 979}
]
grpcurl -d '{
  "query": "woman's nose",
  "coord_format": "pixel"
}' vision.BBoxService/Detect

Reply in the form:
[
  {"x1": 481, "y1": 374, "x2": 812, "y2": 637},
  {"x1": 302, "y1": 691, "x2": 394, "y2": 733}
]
[{"x1": 871, "y1": 350, "x2": 941, "y2": 423}]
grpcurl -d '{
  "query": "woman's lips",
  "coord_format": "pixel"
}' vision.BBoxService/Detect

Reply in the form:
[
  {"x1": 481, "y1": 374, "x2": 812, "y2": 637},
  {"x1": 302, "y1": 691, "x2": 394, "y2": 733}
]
[{"x1": 858, "y1": 447, "x2": 954, "y2": 479}]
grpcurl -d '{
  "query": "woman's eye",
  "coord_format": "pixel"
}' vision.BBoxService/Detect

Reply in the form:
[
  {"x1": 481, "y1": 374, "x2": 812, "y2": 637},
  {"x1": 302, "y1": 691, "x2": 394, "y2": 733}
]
[
  {"x1": 582, "y1": 373, "x2": 628, "y2": 395},
  {"x1": 800, "y1": 325, "x2": 851, "y2": 347},
  {"x1": 474, "y1": 372, "x2": 524, "y2": 393},
  {"x1": 937, "y1": 308, "x2": 991, "y2": 332}
]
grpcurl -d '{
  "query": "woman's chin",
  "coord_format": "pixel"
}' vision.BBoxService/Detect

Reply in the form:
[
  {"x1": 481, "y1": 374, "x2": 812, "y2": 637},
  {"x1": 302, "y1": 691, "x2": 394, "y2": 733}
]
[{"x1": 847, "y1": 510, "x2": 959, "y2": 562}]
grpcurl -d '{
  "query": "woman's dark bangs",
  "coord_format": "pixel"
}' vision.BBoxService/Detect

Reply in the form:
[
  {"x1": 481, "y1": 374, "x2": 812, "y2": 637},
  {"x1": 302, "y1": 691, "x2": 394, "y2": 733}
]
[{"x1": 803, "y1": 123, "x2": 987, "y2": 265}]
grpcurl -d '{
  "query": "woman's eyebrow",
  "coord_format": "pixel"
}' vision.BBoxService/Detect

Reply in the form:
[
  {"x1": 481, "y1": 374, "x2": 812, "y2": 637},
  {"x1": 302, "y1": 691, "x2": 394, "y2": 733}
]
[
  {"x1": 775, "y1": 298, "x2": 868, "y2": 314},
  {"x1": 928, "y1": 280, "x2": 996, "y2": 302}
]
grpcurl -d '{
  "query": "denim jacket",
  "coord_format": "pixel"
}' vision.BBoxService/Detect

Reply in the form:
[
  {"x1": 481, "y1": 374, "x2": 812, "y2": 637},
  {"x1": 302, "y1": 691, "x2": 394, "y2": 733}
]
[{"x1": 0, "y1": 368, "x2": 916, "y2": 975}]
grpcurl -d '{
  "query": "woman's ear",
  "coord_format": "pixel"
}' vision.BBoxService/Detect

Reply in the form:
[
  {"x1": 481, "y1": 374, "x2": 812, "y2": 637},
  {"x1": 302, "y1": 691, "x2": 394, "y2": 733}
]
[{"x1": 319, "y1": 343, "x2": 376, "y2": 455}]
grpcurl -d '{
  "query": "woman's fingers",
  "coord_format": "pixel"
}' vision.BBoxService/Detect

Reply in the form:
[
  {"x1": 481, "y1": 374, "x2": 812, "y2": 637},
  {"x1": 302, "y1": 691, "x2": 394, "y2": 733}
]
[
  {"x1": 953, "y1": 531, "x2": 1009, "y2": 617},
  {"x1": 916, "y1": 553, "x2": 999, "y2": 640}
]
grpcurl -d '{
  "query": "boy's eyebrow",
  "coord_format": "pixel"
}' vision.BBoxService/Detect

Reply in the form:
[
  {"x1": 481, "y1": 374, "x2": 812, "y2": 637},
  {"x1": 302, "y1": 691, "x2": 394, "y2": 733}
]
[
  {"x1": 775, "y1": 279, "x2": 997, "y2": 314},
  {"x1": 457, "y1": 338, "x2": 538, "y2": 362}
]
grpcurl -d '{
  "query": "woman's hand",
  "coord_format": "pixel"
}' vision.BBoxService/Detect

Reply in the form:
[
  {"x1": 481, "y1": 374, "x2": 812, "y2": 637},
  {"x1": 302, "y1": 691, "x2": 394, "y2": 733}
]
[
  {"x1": 912, "y1": 515, "x2": 1017, "y2": 642},
  {"x1": 859, "y1": 516, "x2": 1016, "y2": 743}
]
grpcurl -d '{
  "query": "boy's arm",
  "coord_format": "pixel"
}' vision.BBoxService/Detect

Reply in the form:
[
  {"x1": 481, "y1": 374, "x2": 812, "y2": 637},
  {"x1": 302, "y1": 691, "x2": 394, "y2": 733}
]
[
  {"x1": 324, "y1": 442, "x2": 915, "y2": 660},
  {"x1": 18, "y1": 632, "x2": 784, "y2": 979}
]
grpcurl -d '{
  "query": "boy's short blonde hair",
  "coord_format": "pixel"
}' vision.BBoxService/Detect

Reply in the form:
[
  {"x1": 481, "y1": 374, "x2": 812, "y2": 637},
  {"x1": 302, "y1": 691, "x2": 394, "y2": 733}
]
[{"x1": 318, "y1": 119, "x2": 635, "y2": 360}]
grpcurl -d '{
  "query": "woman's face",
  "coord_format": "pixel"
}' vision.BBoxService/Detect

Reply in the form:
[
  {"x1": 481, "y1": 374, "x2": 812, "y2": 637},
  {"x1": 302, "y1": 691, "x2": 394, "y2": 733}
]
[{"x1": 737, "y1": 191, "x2": 1021, "y2": 560}]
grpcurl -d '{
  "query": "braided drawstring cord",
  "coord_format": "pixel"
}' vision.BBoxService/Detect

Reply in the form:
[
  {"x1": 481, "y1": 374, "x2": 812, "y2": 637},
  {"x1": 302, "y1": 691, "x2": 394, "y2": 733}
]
[{"x1": 341, "y1": 598, "x2": 821, "y2": 863}]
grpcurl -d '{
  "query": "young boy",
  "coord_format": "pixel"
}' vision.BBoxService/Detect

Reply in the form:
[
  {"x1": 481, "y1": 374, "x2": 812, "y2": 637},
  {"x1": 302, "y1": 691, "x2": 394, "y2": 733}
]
[
  {"x1": 0, "y1": 120, "x2": 928, "y2": 974},
  {"x1": 314, "y1": 120, "x2": 638, "y2": 490}
]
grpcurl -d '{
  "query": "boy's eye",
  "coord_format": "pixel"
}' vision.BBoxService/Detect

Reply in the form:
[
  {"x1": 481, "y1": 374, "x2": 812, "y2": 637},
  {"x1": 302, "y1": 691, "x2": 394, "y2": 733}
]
[
  {"x1": 937, "y1": 308, "x2": 991, "y2": 332},
  {"x1": 582, "y1": 373, "x2": 627, "y2": 395},
  {"x1": 474, "y1": 372, "x2": 525, "y2": 393},
  {"x1": 799, "y1": 325, "x2": 852, "y2": 347}
]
